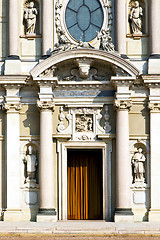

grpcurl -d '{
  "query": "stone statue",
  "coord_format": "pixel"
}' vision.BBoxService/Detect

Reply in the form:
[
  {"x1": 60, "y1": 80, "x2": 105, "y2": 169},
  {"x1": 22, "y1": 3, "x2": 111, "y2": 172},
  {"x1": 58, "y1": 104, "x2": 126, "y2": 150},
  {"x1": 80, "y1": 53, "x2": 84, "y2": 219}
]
[
  {"x1": 97, "y1": 29, "x2": 115, "y2": 52},
  {"x1": 24, "y1": 2, "x2": 38, "y2": 35},
  {"x1": 129, "y1": 1, "x2": 143, "y2": 34},
  {"x1": 132, "y1": 148, "x2": 145, "y2": 182},
  {"x1": 24, "y1": 145, "x2": 38, "y2": 182}
]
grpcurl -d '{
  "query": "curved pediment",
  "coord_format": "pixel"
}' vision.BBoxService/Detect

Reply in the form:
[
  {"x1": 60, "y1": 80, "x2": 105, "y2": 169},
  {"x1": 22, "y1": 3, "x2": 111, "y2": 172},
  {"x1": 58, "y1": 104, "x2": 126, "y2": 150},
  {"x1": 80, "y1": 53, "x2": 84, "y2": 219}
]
[{"x1": 30, "y1": 49, "x2": 139, "y2": 79}]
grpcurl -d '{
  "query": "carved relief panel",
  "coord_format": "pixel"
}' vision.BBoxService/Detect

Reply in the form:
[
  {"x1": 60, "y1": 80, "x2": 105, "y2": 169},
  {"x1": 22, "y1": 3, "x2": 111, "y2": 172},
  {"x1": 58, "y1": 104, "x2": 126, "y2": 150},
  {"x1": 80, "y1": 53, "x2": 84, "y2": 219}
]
[{"x1": 57, "y1": 105, "x2": 111, "y2": 141}]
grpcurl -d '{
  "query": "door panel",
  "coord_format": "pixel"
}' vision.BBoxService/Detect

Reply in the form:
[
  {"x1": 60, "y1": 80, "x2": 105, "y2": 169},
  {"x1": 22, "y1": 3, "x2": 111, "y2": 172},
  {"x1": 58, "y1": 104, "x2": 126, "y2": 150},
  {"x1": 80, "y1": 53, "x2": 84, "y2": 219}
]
[{"x1": 67, "y1": 149, "x2": 103, "y2": 220}]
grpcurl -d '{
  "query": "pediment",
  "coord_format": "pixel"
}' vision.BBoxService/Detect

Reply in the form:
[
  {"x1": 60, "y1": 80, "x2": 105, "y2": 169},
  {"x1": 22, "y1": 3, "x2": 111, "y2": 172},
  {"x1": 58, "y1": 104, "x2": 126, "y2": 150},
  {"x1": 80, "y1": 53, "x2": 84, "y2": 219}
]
[{"x1": 30, "y1": 49, "x2": 139, "y2": 80}]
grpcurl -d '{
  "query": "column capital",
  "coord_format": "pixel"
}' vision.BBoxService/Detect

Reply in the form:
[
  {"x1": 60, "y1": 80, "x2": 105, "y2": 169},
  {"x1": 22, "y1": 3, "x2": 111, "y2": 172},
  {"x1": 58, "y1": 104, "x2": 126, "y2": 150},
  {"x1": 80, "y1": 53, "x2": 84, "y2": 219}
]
[
  {"x1": 114, "y1": 99, "x2": 132, "y2": 111},
  {"x1": 2, "y1": 103, "x2": 22, "y2": 113},
  {"x1": 37, "y1": 100, "x2": 55, "y2": 111},
  {"x1": 148, "y1": 103, "x2": 160, "y2": 113}
]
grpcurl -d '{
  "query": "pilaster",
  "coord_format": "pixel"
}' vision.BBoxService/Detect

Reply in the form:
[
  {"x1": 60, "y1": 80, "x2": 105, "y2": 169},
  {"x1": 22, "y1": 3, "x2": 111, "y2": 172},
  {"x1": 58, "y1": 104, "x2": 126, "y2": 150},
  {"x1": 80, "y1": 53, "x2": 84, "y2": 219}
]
[
  {"x1": 142, "y1": 75, "x2": 160, "y2": 221},
  {"x1": 8, "y1": 0, "x2": 19, "y2": 58},
  {"x1": 115, "y1": 0, "x2": 126, "y2": 57},
  {"x1": 2, "y1": 86, "x2": 22, "y2": 221},
  {"x1": 148, "y1": 0, "x2": 160, "y2": 73},
  {"x1": 42, "y1": 0, "x2": 53, "y2": 56}
]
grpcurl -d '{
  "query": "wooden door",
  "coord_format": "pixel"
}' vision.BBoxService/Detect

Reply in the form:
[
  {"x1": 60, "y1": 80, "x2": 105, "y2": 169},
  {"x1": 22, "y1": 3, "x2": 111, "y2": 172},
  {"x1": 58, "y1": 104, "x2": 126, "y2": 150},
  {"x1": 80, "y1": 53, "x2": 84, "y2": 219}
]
[{"x1": 67, "y1": 149, "x2": 103, "y2": 220}]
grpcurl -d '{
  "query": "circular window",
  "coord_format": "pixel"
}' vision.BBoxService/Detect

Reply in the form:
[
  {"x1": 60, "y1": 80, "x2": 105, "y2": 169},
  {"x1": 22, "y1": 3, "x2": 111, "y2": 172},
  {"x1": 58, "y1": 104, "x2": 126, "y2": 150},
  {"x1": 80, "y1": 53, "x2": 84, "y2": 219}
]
[{"x1": 65, "y1": 0, "x2": 104, "y2": 42}]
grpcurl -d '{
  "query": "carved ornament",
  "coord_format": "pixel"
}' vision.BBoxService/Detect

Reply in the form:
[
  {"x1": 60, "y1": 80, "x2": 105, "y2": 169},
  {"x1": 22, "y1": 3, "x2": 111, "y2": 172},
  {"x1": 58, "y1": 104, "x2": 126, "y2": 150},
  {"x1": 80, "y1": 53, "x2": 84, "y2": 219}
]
[
  {"x1": 57, "y1": 105, "x2": 111, "y2": 140},
  {"x1": 53, "y1": 0, "x2": 114, "y2": 54},
  {"x1": 75, "y1": 114, "x2": 93, "y2": 132},
  {"x1": 2, "y1": 103, "x2": 22, "y2": 112},
  {"x1": 38, "y1": 66, "x2": 56, "y2": 78},
  {"x1": 114, "y1": 100, "x2": 132, "y2": 110},
  {"x1": 37, "y1": 101, "x2": 55, "y2": 111},
  {"x1": 75, "y1": 58, "x2": 93, "y2": 79},
  {"x1": 148, "y1": 103, "x2": 160, "y2": 113},
  {"x1": 104, "y1": 105, "x2": 111, "y2": 133}
]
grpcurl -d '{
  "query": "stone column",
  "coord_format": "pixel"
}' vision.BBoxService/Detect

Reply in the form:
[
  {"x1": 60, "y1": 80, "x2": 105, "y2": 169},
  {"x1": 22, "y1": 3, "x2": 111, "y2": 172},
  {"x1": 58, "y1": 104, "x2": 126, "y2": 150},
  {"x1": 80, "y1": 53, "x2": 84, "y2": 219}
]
[
  {"x1": 42, "y1": 0, "x2": 53, "y2": 56},
  {"x1": 148, "y1": 102, "x2": 160, "y2": 221},
  {"x1": 36, "y1": 101, "x2": 57, "y2": 222},
  {"x1": 8, "y1": 0, "x2": 19, "y2": 57},
  {"x1": 148, "y1": 0, "x2": 160, "y2": 73},
  {"x1": 114, "y1": 100, "x2": 134, "y2": 222},
  {"x1": 115, "y1": 0, "x2": 126, "y2": 57},
  {"x1": 2, "y1": 88, "x2": 22, "y2": 221}
]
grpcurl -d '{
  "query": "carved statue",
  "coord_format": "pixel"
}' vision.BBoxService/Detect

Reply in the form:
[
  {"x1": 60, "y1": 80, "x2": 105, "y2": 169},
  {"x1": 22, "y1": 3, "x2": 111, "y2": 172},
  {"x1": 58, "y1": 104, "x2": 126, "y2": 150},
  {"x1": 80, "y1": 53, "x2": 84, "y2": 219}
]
[
  {"x1": 24, "y1": 2, "x2": 38, "y2": 35},
  {"x1": 132, "y1": 148, "x2": 145, "y2": 182},
  {"x1": 24, "y1": 145, "x2": 38, "y2": 182},
  {"x1": 129, "y1": 1, "x2": 143, "y2": 34},
  {"x1": 97, "y1": 29, "x2": 115, "y2": 52}
]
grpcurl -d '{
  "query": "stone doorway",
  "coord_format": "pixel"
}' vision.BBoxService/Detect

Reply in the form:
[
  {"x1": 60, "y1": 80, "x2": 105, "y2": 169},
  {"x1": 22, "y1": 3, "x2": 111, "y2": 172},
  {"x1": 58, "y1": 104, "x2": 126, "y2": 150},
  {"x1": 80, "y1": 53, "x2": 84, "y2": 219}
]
[{"x1": 67, "y1": 149, "x2": 103, "y2": 220}]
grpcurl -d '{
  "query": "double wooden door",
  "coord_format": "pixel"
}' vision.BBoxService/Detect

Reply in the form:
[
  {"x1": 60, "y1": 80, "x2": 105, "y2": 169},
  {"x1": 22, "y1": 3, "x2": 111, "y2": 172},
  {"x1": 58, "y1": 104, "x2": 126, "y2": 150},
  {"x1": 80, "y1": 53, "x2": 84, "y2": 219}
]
[{"x1": 67, "y1": 149, "x2": 103, "y2": 220}]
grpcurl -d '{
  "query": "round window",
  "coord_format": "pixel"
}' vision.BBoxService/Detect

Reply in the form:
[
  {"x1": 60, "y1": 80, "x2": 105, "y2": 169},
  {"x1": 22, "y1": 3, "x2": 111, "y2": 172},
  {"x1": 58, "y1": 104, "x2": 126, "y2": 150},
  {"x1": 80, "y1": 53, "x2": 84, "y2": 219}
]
[{"x1": 65, "y1": 0, "x2": 104, "y2": 42}]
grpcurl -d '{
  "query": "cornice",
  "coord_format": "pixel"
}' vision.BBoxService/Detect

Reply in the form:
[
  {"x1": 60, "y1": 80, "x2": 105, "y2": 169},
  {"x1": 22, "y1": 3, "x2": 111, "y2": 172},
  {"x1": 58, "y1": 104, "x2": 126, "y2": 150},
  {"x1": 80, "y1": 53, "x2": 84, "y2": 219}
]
[
  {"x1": 141, "y1": 74, "x2": 160, "y2": 87},
  {"x1": 0, "y1": 75, "x2": 28, "y2": 86},
  {"x1": 111, "y1": 76, "x2": 136, "y2": 87}
]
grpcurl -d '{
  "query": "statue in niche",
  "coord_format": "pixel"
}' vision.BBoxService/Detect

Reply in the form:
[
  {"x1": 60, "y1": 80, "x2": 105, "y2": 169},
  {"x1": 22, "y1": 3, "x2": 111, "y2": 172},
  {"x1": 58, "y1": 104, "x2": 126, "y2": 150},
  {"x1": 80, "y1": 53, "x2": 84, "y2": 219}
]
[
  {"x1": 129, "y1": 1, "x2": 143, "y2": 34},
  {"x1": 24, "y1": 2, "x2": 38, "y2": 35},
  {"x1": 24, "y1": 145, "x2": 38, "y2": 187},
  {"x1": 132, "y1": 148, "x2": 146, "y2": 182}
]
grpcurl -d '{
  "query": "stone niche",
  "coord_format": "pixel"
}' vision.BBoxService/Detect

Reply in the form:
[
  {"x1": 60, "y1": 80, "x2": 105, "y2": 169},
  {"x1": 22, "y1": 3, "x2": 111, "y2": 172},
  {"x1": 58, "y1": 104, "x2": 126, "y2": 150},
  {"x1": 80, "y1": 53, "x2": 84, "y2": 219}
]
[{"x1": 130, "y1": 141, "x2": 150, "y2": 221}]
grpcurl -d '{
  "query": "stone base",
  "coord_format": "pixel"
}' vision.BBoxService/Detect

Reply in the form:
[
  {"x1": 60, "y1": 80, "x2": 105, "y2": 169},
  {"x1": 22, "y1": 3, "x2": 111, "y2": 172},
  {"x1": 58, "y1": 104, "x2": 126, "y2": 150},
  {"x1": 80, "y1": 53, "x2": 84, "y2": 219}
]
[
  {"x1": 36, "y1": 208, "x2": 57, "y2": 222},
  {"x1": 3, "y1": 210, "x2": 23, "y2": 222},
  {"x1": 114, "y1": 208, "x2": 134, "y2": 223},
  {"x1": 132, "y1": 209, "x2": 148, "y2": 222},
  {"x1": 149, "y1": 210, "x2": 160, "y2": 222},
  {"x1": 148, "y1": 57, "x2": 160, "y2": 74},
  {"x1": 37, "y1": 214, "x2": 57, "y2": 222},
  {"x1": 5, "y1": 59, "x2": 21, "y2": 75}
]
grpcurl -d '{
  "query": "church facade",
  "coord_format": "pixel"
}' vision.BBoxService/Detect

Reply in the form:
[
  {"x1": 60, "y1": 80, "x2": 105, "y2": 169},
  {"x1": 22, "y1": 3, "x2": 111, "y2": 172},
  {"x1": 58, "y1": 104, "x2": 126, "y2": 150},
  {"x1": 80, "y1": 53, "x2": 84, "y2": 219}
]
[{"x1": 0, "y1": 0, "x2": 159, "y2": 222}]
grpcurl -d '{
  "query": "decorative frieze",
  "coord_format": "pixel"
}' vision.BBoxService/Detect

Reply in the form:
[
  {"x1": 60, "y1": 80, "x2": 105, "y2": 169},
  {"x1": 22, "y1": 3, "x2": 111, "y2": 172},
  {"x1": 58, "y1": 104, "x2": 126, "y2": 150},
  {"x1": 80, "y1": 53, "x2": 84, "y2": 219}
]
[
  {"x1": 37, "y1": 101, "x2": 55, "y2": 111},
  {"x1": 148, "y1": 103, "x2": 160, "y2": 113},
  {"x1": 114, "y1": 100, "x2": 132, "y2": 110}
]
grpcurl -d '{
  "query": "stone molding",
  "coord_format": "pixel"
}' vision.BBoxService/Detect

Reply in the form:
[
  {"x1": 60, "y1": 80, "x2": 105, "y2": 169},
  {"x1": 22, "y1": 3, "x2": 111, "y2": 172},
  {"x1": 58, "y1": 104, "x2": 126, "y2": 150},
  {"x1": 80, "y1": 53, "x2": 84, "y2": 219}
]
[
  {"x1": 114, "y1": 100, "x2": 132, "y2": 110},
  {"x1": 2, "y1": 103, "x2": 22, "y2": 113},
  {"x1": 111, "y1": 76, "x2": 136, "y2": 87},
  {"x1": 148, "y1": 103, "x2": 160, "y2": 113},
  {"x1": 141, "y1": 75, "x2": 160, "y2": 87},
  {"x1": 37, "y1": 100, "x2": 55, "y2": 111}
]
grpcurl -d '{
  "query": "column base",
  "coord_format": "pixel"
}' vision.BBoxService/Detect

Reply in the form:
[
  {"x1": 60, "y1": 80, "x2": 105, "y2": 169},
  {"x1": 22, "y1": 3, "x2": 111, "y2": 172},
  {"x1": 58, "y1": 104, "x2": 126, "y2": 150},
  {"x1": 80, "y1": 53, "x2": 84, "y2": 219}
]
[
  {"x1": 3, "y1": 209, "x2": 23, "y2": 222},
  {"x1": 149, "y1": 209, "x2": 160, "y2": 222},
  {"x1": 114, "y1": 208, "x2": 134, "y2": 222},
  {"x1": 36, "y1": 209, "x2": 57, "y2": 222}
]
